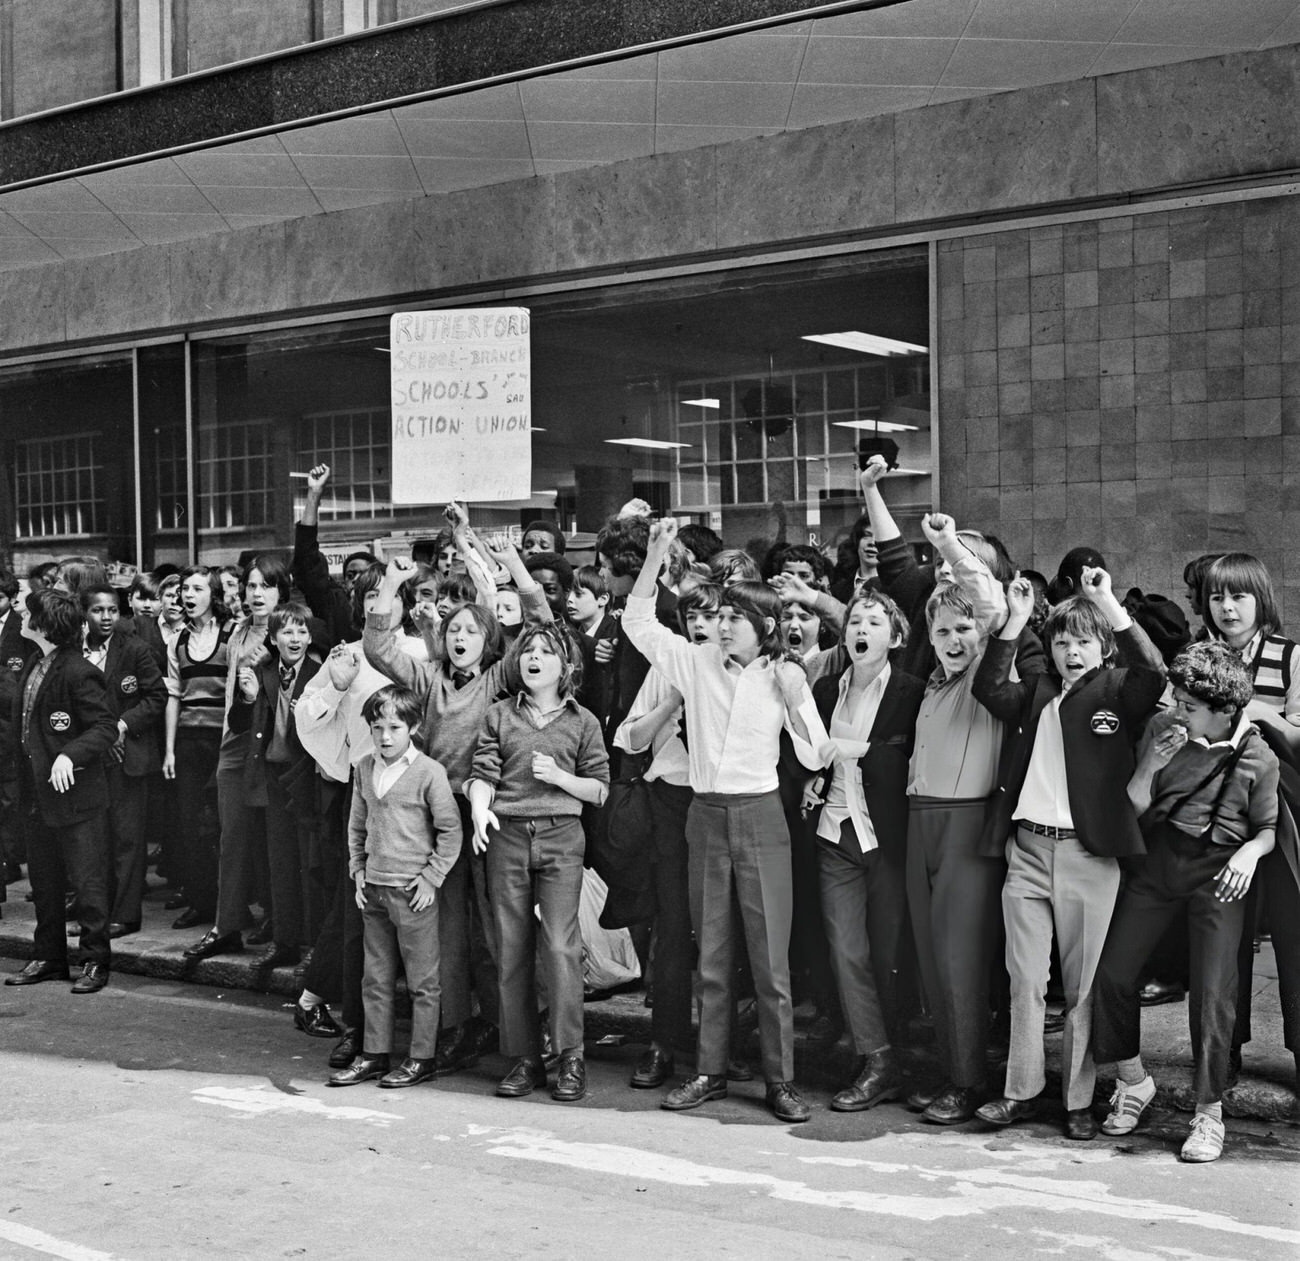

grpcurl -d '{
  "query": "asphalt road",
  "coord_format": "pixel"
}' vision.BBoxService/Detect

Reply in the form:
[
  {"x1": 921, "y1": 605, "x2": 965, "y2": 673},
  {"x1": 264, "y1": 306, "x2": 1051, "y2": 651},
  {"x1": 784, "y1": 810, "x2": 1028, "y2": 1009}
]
[{"x1": 1, "y1": 970, "x2": 1297, "y2": 1261}]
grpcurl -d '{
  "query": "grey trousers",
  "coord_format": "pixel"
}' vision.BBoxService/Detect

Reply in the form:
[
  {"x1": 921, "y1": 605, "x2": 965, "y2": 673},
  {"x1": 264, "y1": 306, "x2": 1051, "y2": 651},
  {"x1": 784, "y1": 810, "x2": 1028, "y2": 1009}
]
[
  {"x1": 1002, "y1": 827, "x2": 1120, "y2": 1109},
  {"x1": 906, "y1": 797, "x2": 1005, "y2": 1087},
  {"x1": 361, "y1": 882, "x2": 442, "y2": 1059},
  {"x1": 687, "y1": 790, "x2": 794, "y2": 1083}
]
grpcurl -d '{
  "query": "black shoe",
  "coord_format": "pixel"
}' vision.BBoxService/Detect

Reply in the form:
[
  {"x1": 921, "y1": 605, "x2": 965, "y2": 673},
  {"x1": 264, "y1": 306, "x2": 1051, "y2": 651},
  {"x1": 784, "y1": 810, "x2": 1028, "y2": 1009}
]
[
  {"x1": 922, "y1": 1084, "x2": 982, "y2": 1125},
  {"x1": 3, "y1": 862, "x2": 22, "y2": 884},
  {"x1": 1065, "y1": 1108, "x2": 1098, "y2": 1141},
  {"x1": 255, "y1": 943, "x2": 299, "y2": 969},
  {"x1": 433, "y1": 1024, "x2": 479, "y2": 1077},
  {"x1": 146, "y1": 847, "x2": 164, "y2": 868},
  {"x1": 71, "y1": 962, "x2": 109, "y2": 994},
  {"x1": 661, "y1": 1074, "x2": 727, "y2": 1111},
  {"x1": 726, "y1": 1058, "x2": 754, "y2": 1083},
  {"x1": 464, "y1": 1016, "x2": 500, "y2": 1058},
  {"x1": 171, "y1": 907, "x2": 209, "y2": 930},
  {"x1": 163, "y1": 893, "x2": 189, "y2": 911},
  {"x1": 293, "y1": 1003, "x2": 342, "y2": 1039},
  {"x1": 183, "y1": 928, "x2": 243, "y2": 960},
  {"x1": 1138, "y1": 979, "x2": 1186, "y2": 1008},
  {"x1": 766, "y1": 1081, "x2": 811, "y2": 1123},
  {"x1": 830, "y1": 1050, "x2": 901, "y2": 1112},
  {"x1": 328, "y1": 1053, "x2": 389, "y2": 1087},
  {"x1": 805, "y1": 1011, "x2": 844, "y2": 1047},
  {"x1": 630, "y1": 1046, "x2": 674, "y2": 1090},
  {"x1": 245, "y1": 917, "x2": 274, "y2": 946},
  {"x1": 907, "y1": 1081, "x2": 947, "y2": 1111},
  {"x1": 328, "y1": 1028, "x2": 362, "y2": 1070},
  {"x1": 379, "y1": 1056, "x2": 438, "y2": 1089},
  {"x1": 497, "y1": 1057, "x2": 547, "y2": 1098},
  {"x1": 5, "y1": 959, "x2": 70, "y2": 986},
  {"x1": 107, "y1": 922, "x2": 140, "y2": 939},
  {"x1": 975, "y1": 1096, "x2": 1038, "y2": 1127},
  {"x1": 552, "y1": 1055, "x2": 587, "y2": 1102}
]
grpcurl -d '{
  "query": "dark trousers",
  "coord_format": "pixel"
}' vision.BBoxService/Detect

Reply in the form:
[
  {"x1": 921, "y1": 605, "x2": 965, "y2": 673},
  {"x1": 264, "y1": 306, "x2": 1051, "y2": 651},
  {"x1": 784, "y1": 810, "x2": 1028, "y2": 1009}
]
[
  {"x1": 28, "y1": 807, "x2": 111, "y2": 967},
  {"x1": 0, "y1": 770, "x2": 25, "y2": 887},
  {"x1": 1235, "y1": 846, "x2": 1300, "y2": 1054},
  {"x1": 439, "y1": 795, "x2": 499, "y2": 1029},
  {"x1": 1094, "y1": 823, "x2": 1245, "y2": 1104},
  {"x1": 265, "y1": 762, "x2": 318, "y2": 948},
  {"x1": 173, "y1": 729, "x2": 221, "y2": 916},
  {"x1": 789, "y1": 804, "x2": 836, "y2": 1006},
  {"x1": 214, "y1": 758, "x2": 263, "y2": 937},
  {"x1": 487, "y1": 814, "x2": 586, "y2": 1060},
  {"x1": 687, "y1": 790, "x2": 794, "y2": 1083},
  {"x1": 361, "y1": 883, "x2": 441, "y2": 1059},
  {"x1": 304, "y1": 779, "x2": 348, "y2": 1005},
  {"x1": 817, "y1": 823, "x2": 906, "y2": 1057},
  {"x1": 648, "y1": 779, "x2": 694, "y2": 1055},
  {"x1": 906, "y1": 797, "x2": 1005, "y2": 1087},
  {"x1": 105, "y1": 764, "x2": 148, "y2": 927},
  {"x1": 313, "y1": 780, "x2": 363, "y2": 1031}
]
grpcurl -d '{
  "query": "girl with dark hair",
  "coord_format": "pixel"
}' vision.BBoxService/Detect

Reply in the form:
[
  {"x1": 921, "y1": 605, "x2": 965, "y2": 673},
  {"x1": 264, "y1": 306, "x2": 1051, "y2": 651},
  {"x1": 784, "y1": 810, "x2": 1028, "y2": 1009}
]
[
  {"x1": 162, "y1": 565, "x2": 236, "y2": 929},
  {"x1": 465, "y1": 621, "x2": 609, "y2": 1103},
  {"x1": 622, "y1": 519, "x2": 830, "y2": 1124}
]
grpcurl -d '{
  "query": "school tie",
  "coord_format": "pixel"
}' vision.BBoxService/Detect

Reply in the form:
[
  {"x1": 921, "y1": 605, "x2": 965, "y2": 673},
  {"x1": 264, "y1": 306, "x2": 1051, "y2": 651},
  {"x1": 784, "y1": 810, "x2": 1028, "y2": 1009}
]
[
  {"x1": 452, "y1": 668, "x2": 474, "y2": 690},
  {"x1": 279, "y1": 663, "x2": 294, "y2": 692}
]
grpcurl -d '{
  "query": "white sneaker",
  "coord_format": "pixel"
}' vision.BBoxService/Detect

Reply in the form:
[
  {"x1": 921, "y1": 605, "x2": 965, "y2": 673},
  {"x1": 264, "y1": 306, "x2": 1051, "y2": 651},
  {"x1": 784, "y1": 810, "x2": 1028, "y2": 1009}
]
[
  {"x1": 1101, "y1": 1074, "x2": 1155, "y2": 1135},
  {"x1": 1180, "y1": 1112, "x2": 1225, "y2": 1163}
]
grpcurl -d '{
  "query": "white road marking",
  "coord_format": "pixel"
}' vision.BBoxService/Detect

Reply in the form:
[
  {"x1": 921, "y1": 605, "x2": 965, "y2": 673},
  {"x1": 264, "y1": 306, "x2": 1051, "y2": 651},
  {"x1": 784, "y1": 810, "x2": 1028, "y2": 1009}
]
[
  {"x1": 192, "y1": 1084, "x2": 402, "y2": 1126},
  {"x1": 0, "y1": 1220, "x2": 116, "y2": 1261},
  {"x1": 1027, "y1": 1228, "x2": 1247, "y2": 1261},
  {"x1": 474, "y1": 1126, "x2": 1300, "y2": 1247}
]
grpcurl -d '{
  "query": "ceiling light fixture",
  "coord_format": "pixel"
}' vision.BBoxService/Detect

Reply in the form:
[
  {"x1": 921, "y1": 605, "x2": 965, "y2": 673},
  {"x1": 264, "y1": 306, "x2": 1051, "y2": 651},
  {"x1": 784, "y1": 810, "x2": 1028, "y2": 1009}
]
[
  {"x1": 832, "y1": 420, "x2": 920, "y2": 433},
  {"x1": 803, "y1": 332, "x2": 928, "y2": 356},
  {"x1": 605, "y1": 438, "x2": 691, "y2": 451},
  {"x1": 680, "y1": 398, "x2": 721, "y2": 409}
]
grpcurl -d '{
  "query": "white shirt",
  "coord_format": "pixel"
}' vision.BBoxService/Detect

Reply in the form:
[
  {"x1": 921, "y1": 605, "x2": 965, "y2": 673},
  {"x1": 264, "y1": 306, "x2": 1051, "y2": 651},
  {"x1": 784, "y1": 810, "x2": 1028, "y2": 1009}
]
[
  {"x1": 816, "y1": 664, "x2": 890, "y2": 852},
  {"x1": 295, "y1": 656, "x2": 390, "y2": 783},
  {"x1": 373, "y1": 745, "x2": 419, "y2": 799},
  {"x1": 1013, "y1": 695, "x2": 1073, "y2": 828},
  {"x1": 614, "y1": 666, "x2": 689, "y2": 787},
  {"x1": 622, "y1": 594, "x2": 828, "y2": 795}
]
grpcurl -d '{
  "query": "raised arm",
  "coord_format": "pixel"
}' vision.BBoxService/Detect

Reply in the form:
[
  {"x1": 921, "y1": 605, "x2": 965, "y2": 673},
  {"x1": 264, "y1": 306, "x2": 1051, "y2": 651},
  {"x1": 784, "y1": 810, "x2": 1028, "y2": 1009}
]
[
  {"x1": 621, "y1": 519, "x2": 696, "y2": 692},
  {"x1": 362, "y1": 556, "x2": 440, "y2": 690},
  {"x1": 922, "y1": 512, "x2": 1006, "y2": 632},
  {"x1": 862, "y1": 457, "x2": 933, "y2": 619},
  {"x1": 972, "y1": 573, "x2": 1037, "y2": 722}
]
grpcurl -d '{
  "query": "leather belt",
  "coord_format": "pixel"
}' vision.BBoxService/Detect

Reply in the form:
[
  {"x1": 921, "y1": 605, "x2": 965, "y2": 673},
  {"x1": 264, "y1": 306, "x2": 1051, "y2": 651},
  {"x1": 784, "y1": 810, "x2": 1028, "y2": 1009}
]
[{"x1": 1018, "y1": 820, "x2": 1078, "y2": 840}]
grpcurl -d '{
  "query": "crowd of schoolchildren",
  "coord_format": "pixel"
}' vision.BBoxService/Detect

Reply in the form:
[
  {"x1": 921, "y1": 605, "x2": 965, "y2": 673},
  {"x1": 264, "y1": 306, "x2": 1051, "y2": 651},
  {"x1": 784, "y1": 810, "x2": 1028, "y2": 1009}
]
[{"x1": 3, "y1": 457, "x2": 1298, "y2": 1167}]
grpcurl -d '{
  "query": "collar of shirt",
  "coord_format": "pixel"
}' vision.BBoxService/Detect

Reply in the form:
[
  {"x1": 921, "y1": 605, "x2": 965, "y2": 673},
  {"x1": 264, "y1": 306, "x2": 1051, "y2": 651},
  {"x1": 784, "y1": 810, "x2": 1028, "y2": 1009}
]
[
  {"x1": 372, "y1": 745, "x2": 419, "y2": 796},
  {"x1": 1233, "y1": 630, "x2": 1263, "y2": 666},
  {"x1": 1192, "y1": 709, "x2": 1252, "y2": 751},
  {"x1": 514, "y1": 692, "x2": 580, "y2": 716},
  {"x1": 836, "y1": 661, "x2": 890, "y2": 710}
]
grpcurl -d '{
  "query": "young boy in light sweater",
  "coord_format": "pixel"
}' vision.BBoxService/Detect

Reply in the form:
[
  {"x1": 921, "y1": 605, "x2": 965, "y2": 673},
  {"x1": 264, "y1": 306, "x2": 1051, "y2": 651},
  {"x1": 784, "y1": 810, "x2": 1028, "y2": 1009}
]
[{"x1": 329, "y1": 685, "x2": 462, "y2": 1090}]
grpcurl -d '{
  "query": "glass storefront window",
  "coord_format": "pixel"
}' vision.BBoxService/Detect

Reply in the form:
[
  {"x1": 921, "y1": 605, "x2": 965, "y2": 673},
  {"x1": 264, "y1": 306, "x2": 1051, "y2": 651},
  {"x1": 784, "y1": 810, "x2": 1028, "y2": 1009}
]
[{"x1": 1, "y1": 245, "x2": 931, "y2": 576}]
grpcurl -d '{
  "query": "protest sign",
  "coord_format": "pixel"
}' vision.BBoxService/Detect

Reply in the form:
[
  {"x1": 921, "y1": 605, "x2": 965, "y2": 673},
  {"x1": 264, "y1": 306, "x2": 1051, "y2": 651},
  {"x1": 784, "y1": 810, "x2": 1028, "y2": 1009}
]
[{"x1": 390, "y1": 307, "x2": 531, "y2": 504}]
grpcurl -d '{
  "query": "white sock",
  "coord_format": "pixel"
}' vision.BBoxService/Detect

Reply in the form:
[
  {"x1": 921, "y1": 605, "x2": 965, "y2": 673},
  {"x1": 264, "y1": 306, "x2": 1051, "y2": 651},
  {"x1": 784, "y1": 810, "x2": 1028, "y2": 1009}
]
[
  {"x1": 1196, "y1": 1101, "x2": 1223, "y2": 1122},
  {"x1": 1117, "y1": 1057, "x2": 1149, "y2": 1088},
  {"x1": 298, "y1": 989, "x2": 324, "y2": 1010}
]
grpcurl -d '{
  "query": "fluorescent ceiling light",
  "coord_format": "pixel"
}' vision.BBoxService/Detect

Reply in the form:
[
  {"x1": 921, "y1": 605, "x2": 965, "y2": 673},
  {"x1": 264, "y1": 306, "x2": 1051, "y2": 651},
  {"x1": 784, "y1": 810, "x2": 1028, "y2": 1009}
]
[
  {"x1": 681, "y1": 397, "x2": 720, "y2": 409},
  {"x1": 605, "y1": 438, "x2": 691, "y2": 450},
  {"x1": 832, "y1": 420, "x2": 919, "y2": 433},
  {"x1": 803, "y1": 332, "x2": 928, "y2": 356}
]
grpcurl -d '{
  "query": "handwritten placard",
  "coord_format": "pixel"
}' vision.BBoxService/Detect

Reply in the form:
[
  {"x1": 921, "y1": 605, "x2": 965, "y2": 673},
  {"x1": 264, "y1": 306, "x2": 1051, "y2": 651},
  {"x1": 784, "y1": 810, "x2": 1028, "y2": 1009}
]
[{"x1": 390, "y1": 308, "x2": 531, "y2": 505}]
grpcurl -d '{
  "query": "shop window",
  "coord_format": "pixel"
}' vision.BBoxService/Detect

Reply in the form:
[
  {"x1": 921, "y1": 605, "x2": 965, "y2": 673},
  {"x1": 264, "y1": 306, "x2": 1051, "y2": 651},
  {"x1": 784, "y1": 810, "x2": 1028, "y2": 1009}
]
[
  {"x1": 14, "y1": 433, "x2": 104, "y2": 539},
  {"x1": 197, "y1": 417, "x2": 276, "y2": 531},
  {"x1": 293, "y1": 407, "x2": 422, "y2": 523}
]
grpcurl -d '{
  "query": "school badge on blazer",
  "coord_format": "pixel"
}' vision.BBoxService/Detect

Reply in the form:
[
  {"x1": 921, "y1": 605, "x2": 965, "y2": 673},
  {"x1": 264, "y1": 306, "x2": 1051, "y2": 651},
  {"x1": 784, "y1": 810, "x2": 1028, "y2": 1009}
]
[
  {"x1": 7, "y1": 657, "x2": 22, "y2": 672},
  {"x1": 49, "y1": 711, "x2": 71, "y2": 732},
  {"x1": 121, "y1": 675, "x2": 138, "y2": 694},
  {"x1": 1090, "y1": 709, "x2": 1120, "y2": 735}
]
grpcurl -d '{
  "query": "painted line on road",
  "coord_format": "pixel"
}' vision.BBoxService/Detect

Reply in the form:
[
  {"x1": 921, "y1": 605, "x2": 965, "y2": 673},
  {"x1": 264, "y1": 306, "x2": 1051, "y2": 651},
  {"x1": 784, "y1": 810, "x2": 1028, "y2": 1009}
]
[
  {"x1": 471, "y1": 1125, "x2": 1300, "y2": 1247},
  {"x1": 193, "y1": 1084, "x2": 401, "y2": 1126},
  {"x1": 0, "y1": 1220, "x2": 116, "y2": 1261}
]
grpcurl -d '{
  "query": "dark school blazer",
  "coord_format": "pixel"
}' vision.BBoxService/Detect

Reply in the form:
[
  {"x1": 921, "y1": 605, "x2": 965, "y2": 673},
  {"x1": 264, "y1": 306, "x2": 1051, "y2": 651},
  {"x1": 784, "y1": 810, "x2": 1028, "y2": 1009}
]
[
  {"x1": 9, "y1": 647, "x2": 117, "y2": 826},
  {"x1": 227, "y1": 654, "x2": 323, "y2": 814},
  {"x1": 101, "y1": 632, "x2": 168, "y2": 777},
  {"x1": 972, "y1": 622, "x2": 1166, "y2": 860},
  {"x1": 807, "y1": 665, "x2": 925, "y2": 862}
]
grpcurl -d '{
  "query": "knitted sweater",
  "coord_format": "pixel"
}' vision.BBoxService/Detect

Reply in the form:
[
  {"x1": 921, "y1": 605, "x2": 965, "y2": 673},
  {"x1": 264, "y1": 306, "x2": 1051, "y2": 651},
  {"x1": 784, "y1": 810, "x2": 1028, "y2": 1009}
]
[{"x1": 347, "y1": 750, "x2": 463, "y2": 888}]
